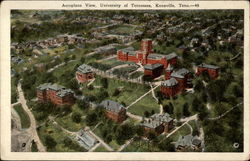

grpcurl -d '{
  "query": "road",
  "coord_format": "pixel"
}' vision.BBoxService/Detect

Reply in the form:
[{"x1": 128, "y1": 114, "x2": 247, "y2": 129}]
[
  {"x1": 17, "y1": 82, "x2": 46, "y2": 152},
  {"x1": 85, "y1": 127, "x2": 114, "y2": 152}
]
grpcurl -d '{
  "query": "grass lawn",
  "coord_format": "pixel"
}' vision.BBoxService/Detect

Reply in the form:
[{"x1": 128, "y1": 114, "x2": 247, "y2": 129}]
[
  {"x1": 13, "y1": 104, "x2": 31, "y2": 129},
  {"x1": 122, "y1": 139, "x2": 160, "y2": 152},
  {"x1": 37, "y1": 121, "x2": 87, "y2": 152},
  {"x1": 128, "y1": 94, "x2": 160, "y2": 116},
  {"x1": 94, "y1": 145, "x2": 108, "y2": 152},
  {"x1": 129, "y1": 71, "x2": 143, "y2": 79},
  {"x1": 55, "y1": 104, "x2": 86, "y2": 132},
  {"x1": 110, "y1": 25, "x2": 135, "y2": 35},
  {"x1": 168, "y1": 124, "x2": 191, "y2": 142},
  {"x1": 108, "y1": 140, "x2": 120, "y2": 150}
]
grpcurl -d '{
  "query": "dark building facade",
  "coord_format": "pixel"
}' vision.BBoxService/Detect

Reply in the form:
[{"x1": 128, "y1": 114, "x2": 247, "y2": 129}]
[{"x1": 196, "y1": 63, "x2": 220, "y2": 80}]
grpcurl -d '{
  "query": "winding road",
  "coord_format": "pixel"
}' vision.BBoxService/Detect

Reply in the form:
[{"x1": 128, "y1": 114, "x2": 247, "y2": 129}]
[{"x1": 17, "y1": 82, "x2": 46, "y2": 152}]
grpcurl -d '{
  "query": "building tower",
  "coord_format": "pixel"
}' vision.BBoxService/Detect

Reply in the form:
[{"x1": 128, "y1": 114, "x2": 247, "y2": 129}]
[{"x1": 165, "y1": 64, "x2": 173, "y2": 80}]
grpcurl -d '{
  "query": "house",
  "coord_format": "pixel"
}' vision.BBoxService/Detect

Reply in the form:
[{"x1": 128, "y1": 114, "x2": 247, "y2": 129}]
[
  {"x1": 161, "y1": 78, "x2": 179, "y2": 98},
  {"x1": 196, "y1": 63, "x2": 219, "y2": 80},
  {"x1": 175, "y1": 134, "x2": 202, "y2": 152},
  {"x1": 94, "y1": 45, "x2": 117, "y2": 55},
  {"x1": 150, "y1": 113, "x2": 174, "y2": 133},
  {"x1": 36, "y1": 83, "x2": 75, "y2": 106},
  {"x1": 76, "y1": 129, "x2": 97, "y2": 150},
  {"x1": 117, "y1": 39, "x2": 177, "y2": 68},
  {"x1": 140, "y1": 119, "x2": 164, "y2": 135},
  {"x1": 76, "y1": 64, "x2": 94, "y2": 83},
  {"x1": 143, "y1": 63, "x2": 163, "y2": 79},
  {"x1": 99, "y1": 100, "x2": 127, "y2": 123}
]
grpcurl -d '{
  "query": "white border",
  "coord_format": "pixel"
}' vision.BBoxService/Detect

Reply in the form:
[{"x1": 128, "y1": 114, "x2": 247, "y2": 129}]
[{"x1": 1, "y1": 1, "x2": 249, "y2": 160}]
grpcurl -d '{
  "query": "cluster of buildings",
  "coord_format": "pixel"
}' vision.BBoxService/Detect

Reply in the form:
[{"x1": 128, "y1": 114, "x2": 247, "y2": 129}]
[
  {"x1": 175, "y1": 134, "x2": 202, "y2": 152},
  {"x1": 36, "y1": 83, "x2": 75, "y2": 106},
  {"x1": 75, "y1": 129, "x2": 97, "y2": 150},
  {"x1": 11, "y1": 34, "x2": 86, "y2": 51}
]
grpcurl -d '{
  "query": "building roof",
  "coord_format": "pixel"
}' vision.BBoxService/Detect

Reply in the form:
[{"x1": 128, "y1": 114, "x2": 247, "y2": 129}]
[
  {"x1": 198, "y1": 63, "x2": 219, "y2": 69},
  {"x1": 142, "y1": 38, "x2": 152, "y2": 41},
  {"x1": 140, "y1": 119, "x2": 162, "y2": 129},
  {"x1": 161, "y1": 78, "x2": 178, "y2": 87},
  {"x1": 121, "y1": 47, "x2": 135, "y2": 55},
  {"x1": 99, "y1": 100, "x2": 125, "y2": 114},
  {"x1": 144, "y1": 63, "x2": 163, "y2": 70},
  {"x1": 150, "y1": 113, "x2": 173, "y2": 123},
  {"x1": 37, "y1": 83, "x2": 74, "y2": 97},
  {"x1": 171, "y1": 68, "x2": 190, "y2": 79},
  {"x1": 77, "y1": 64, "x2": 93, "y2": 74},
  {"x1": 165, "y1": 52, "x2": 177, "y2": 60},
  {"x1": 77, "y1": 130, "x2": 96, "y2": 150},
  {"x1": 175, "y1": 134, "x2": 201, "y2": 149},
  {"x1": 147, "y1": 53, "x2": 165, "y2": 60}
]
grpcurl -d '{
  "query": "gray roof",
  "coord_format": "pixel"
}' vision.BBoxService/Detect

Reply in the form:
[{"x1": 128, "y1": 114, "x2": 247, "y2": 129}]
[
  {"x1": 175, "y1": 134, "x2": 201, "y2": 148},
  {"x1": 171, "y1": 68, "x2": 190, "y2": 79},
  {"x1": 198, "y1": 63, "x2": 219, "y2": 69},
  {"x1": 77, "y1": 64, "x2": 93, "y2": 74},
  {"x1": 165, "y1": 52, "x2": 177, "y2": 60},
  {"x1": 140, "y1": 119, "x2": 162, "y2": 129},
  {"x1": 147, "y1": 53, "x2": 165, "y2": 60},
  {"x1": 150, "y1": 113, "x2": 174, "y2": 123},
  {"x1": 37, "y1": 83, "x2": 74, "y2": 98},
  {"x1": 100, "y1": 100, "x2": 125, "y2": 114},
  {"x1": 144, "y1": 63, "x2": 163, "y2": 70},
  {"x1": 121, "y1": 47, "x2": 135, "y2": 55},
  {"x1": 161, "y1": 78, "x2": 178, "y2": 87},
  {"x1": 77, "y1": 130, "x2": 96, "y2": 150}
]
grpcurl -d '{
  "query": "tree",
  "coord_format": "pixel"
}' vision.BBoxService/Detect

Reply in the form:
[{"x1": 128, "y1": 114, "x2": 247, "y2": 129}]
[
  {"x1": 158, "y1": 138, "x2": 175, "y2": 152},
  {"x1": 86, "y1": 112, "x2": 97, "y2": 126},
  {"x1": 71, "y1": 112, "x2": 81, "y2": 123},
  {"x1": 101, "y1": 78, "x2": 108, "y2": 88},
  {"x1": 144, "y1": 111, "x2": 150, "y2": 117},
  {"x1": 45, "y1": 135, "x2": 57, "y2": 149},
  {"x1": 76, "y1": 99, "x2": 89, "y2": 111},
  {"x1": 183, "y1": 102, "x2": 190, "y2": 117}
]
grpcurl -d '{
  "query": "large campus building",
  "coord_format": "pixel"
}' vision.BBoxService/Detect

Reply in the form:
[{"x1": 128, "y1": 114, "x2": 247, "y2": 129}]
[
  {"x1": 196, "y1": 63, "x2": 220, "y2": 80},
  {"x1": 117, "y1": 39, "x2": 177, "y2": 69},
  {"x1": 161, "y1": 67, "x2": 192, "y2": 97},
  {"x1": 76, "y1": 64, "x2": 95, "y2": 83},
  {"x1": 99, "y1": 100, "x2": 127, "y2": 123},
  {"x1": 37, "y1": 83, "x2": 75, "y2": 106}
]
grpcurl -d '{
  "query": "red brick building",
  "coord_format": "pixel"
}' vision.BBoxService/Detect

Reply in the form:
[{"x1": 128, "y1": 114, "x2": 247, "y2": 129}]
[
  {"x1": 100, "y1": 100, "x2": 127, "y2": 123},
  {"x1": 117, "y1": 39, "x2": 177, "y2": 68},
  {"x1": 196, "y1": 63, "x2": 220, "y2": 80},
  {"x1": 161, "y1": 68, "x2": 192, "y2": 97},
  {"x1": 37, "y1": 83, "x2": 75, "y2": 106},
  {"x1": 143, "y1": 63, "x2": 164, "y2": 79},
  {"x1": 150, "y1": 113, "x2": 174, "y2": 133},
  {"x1": 161, "y1": 78, "x2": 179, "y2": 98},
  {"x1": 140, "y1": 119, "x2": 165, "y2": 135},
  {"x1": 76, "y1": 64, "x2": 94, "y2": 83}
]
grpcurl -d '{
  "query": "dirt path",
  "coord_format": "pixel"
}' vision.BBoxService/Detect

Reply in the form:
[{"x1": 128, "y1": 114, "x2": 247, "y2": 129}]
[
  {"x1": 126, "y1": 84, "x2": 160, "y2": 109},
  {"x1": 117, "y1": 137, "x2": 134, "y2": 152},
  {"x1": 126, "y1": 112, "x2": 142, "y2": 121},
  {"x1": 85, "y1": 127, "x2": 114, "y2": 152},
  {"x1": 87, "y1": 78, "x2": 96, "y2": 87},
  {"x1": 17, "y1": 82, "x2": 46, "y2": 152},
  {"x1": 207, "y1": 102, "x2": 243, "y2": 121}
]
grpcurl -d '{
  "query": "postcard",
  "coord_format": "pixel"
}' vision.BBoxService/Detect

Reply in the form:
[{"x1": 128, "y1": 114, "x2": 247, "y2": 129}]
[{"x1": 0, "y1": 0, "x2": 249, "y2": 160}]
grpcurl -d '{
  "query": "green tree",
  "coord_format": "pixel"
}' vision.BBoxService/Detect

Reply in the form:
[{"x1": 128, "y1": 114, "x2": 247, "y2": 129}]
[
  {"x1": 86, "y1": 112, "x2": 97, "y2": 126},
  {"x1": 183, "y1": 102, "x2": 190, "y2": 117},
  {"x1": 71, "y1": 112, "x2": 81, "y2": 123},
  {"x1": 101, "y1": 78, "x2": 108, "y2": 88},
  {"x1": 45, "y1": 135, "x2": 57, "y2": 150}
]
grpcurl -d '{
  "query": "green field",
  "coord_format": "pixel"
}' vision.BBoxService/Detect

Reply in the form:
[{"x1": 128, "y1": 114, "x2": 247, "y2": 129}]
[
  {"x1": 13, "y1": 104, "x2": 31, "y2": 129},
  {"x1": 94, "y1": 145, "x2": 108, "y2": 152}
]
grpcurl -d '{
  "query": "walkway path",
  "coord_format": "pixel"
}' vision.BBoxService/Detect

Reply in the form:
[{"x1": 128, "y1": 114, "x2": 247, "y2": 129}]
[
  {"x1": 89, "y1": 143, "x2": 101, "y2": 152},
  {"x1": 117, "y1": 137, "x2": 134, "y2": 152},
  {"x1": 17, "y1": 82, "x2": 46, "y2": 152},
  {"x1": 126, "y1": 112, "x2": 142, "y2": 121},
  {"x1": 86, "y1": 127, "x2": 114, "y2": 151},
  {"x1": 207, "y1": 102, "x2": 243, "y2": 121},
  {"x1": 126, "y1": 84, "x2": 160, "y2": 109},
  {"x1": 105, "y1": 64, "x2": 130, "y2": 73},
  {"x1": 87, "y1": 78, "x2": 96, "y2": 87}
]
